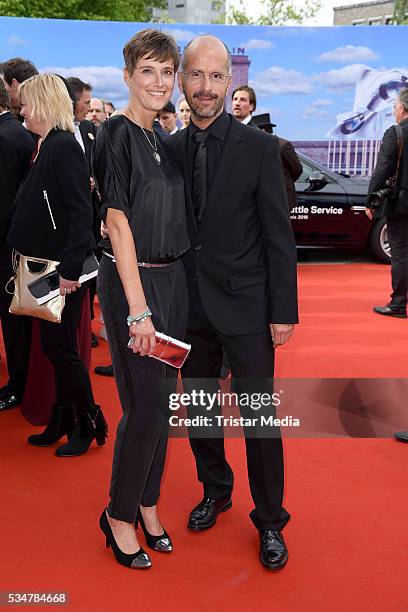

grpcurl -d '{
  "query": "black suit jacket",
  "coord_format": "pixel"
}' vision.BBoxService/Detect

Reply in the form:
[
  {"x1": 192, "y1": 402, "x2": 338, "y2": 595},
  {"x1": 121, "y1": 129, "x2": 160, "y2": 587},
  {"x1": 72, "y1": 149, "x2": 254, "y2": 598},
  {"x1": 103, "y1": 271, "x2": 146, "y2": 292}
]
[
  {"x1": 0, "y1": 113, "x2": 35, "y2": 276},
  {"x1": 247, "y1": 118, "x2": 258, "y2": 128},
  {"x1": 367, "y1": 118, "x2": 408, "y2": 215},
  {"x1": 79, "y1": 119, "x2": 101, "y2": 241},
  {"x1": 79, "y1": 119, "x2": 97, "y2": 170},
  {"x1": 278, "y1": 138, "x2": 303, "y2": 211},
  {"x1": 0, "y1": 112, "x2": 34, "y2": 251},
  {"x1": 166, "y1": 114, "x2": 298, "y2": 335}
]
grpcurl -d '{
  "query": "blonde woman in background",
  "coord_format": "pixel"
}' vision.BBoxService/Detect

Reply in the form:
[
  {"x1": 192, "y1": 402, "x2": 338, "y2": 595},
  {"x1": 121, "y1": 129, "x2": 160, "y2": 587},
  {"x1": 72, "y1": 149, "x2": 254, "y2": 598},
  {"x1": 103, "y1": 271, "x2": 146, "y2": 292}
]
[{"x1": 7, "y1": 74, "x2": 107, "y2": 457}]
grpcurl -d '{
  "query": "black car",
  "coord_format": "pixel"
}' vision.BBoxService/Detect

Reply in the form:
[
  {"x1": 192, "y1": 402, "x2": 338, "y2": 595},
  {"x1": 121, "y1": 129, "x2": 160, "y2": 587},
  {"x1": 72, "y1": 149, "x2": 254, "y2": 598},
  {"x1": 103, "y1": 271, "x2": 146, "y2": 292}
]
[{"x1": 292, "y1": 153, "x2": 390, "y2": 263}]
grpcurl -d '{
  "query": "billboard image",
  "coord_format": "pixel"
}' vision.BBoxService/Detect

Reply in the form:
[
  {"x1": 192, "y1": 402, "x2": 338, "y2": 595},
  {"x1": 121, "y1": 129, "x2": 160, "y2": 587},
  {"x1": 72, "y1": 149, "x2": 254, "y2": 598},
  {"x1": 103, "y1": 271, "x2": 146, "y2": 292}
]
[{"x1": 1, "y1": 18, "x2": 408, "y2": 174}]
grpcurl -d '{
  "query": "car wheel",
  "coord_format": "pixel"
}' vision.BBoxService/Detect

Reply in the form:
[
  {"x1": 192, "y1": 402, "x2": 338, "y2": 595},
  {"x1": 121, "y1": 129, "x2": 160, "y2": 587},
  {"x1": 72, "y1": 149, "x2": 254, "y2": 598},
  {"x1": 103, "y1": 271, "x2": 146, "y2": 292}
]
[{"x1": 369, "y1": 218, "x2": 391, "y2": 264}]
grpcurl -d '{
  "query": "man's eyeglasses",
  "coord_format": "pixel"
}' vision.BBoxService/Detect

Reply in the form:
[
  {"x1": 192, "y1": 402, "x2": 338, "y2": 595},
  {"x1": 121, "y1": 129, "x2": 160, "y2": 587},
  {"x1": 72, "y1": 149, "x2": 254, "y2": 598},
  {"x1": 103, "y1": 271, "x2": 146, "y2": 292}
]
[{"x1": 181, "y1": 70, "x2": 231, "y2": 84}]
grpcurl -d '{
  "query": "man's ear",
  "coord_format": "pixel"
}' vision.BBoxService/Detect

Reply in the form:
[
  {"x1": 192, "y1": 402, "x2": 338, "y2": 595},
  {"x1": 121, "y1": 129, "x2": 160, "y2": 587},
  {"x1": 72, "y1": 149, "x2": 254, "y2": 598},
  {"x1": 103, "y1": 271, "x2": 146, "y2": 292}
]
[
  {"x1": 11, "y1": 77, "x2": 19, "y2": 92},
  {"x1": 225, "y1": 75, "x2": 232, "y2": 97}
]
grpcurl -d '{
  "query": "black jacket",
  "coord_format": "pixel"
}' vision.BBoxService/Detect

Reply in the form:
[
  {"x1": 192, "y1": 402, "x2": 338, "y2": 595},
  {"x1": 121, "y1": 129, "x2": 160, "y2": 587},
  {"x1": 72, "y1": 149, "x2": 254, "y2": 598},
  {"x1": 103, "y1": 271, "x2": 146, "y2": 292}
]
[
  {"x1": 78, "y1": 119, "x2": 101, "y2": 243},
  {"x1": 79, "y1": 119, "x2": 96, "y2": 169},
  {"x1": 367, "y1": 117, "x2": 408, "y2": 215},
  {"x1": 166, "y1": 115, "x2": 298, "y2": 334},
  {"x1": 279, "y1": 138, "x2": 303, "y2": 211},
  {"x1": 7, "y1": 129, "x2": 95, "y2": 280},
  {"x1": 0, "y1": 112, "x2": 34, "y2": 250}
]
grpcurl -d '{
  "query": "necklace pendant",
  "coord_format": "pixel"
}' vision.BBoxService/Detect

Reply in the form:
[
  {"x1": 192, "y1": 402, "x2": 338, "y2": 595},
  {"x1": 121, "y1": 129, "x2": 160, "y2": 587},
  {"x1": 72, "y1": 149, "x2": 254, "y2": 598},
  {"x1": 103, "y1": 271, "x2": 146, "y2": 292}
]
[{"x1": 153, "y1": 151, "x2": 161, "y2": 164}]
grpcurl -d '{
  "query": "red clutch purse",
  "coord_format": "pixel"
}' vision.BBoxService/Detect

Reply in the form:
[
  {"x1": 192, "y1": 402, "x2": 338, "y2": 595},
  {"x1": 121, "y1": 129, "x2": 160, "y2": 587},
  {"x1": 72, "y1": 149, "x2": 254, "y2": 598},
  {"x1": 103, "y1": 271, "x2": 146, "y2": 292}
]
[{"x1": 128, "y1": 332, "x2": 191, "y2": 369}]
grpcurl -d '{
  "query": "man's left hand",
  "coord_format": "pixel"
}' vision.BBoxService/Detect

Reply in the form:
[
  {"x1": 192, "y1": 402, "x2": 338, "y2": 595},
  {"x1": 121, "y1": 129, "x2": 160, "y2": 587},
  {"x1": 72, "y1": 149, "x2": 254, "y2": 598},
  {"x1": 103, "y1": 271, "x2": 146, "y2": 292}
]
[
  {"x1": 365, "y1": 207, "x2": 373, "y2": 220},
  {"x1": 270, "y1": 323, "x2": 295, "y2": 347}
]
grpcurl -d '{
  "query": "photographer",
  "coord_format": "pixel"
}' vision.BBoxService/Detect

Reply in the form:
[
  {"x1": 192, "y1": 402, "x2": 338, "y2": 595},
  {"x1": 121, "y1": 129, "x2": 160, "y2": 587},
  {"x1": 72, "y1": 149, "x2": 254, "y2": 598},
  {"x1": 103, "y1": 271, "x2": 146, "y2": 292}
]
[{"x1": 366, "y1": 88, "x2": 408, "y2": 318}]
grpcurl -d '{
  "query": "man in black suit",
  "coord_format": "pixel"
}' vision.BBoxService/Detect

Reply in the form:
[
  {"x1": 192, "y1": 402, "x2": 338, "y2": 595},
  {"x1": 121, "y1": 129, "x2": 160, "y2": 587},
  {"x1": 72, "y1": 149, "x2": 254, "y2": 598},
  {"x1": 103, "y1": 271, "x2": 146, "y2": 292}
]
[
  {"x1": 0, "y1": 79, "x2": 34, "y2": 410},
  {"x1": 1, "y1": 57, "x2": 38, "y2": 117},
  {"x1": 253, "y1": 113, "x2": 303, "y2": 211},
  {"x1": 167, "y1": 35, "x2": 298, "y2": 570},
  {"x1": 231, "y1": 85, "x2": 257, "y2": 127},
  {"x1": 66, "y1": 77, "x2": 96, "y2": 164},
  {"x1": 366, "y1": 88, "x2": 408, "y2": 320},
  {"x1": 67, "y1": 77, "x2": 101, "y2": 348}
]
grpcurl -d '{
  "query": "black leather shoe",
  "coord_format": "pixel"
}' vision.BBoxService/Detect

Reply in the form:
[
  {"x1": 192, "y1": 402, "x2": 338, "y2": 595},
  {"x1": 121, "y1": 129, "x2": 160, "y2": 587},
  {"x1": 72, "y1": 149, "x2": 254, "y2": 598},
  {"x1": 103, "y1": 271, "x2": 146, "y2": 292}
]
[
  {"x1": 91, "y1": 332, "x2": 99, "y2": 348},
  {"x1": 0, "y1": 385, "x2": 13, "y2": 400},
  {"x1": 373, "y1": 305, "x2": 407, "y2": 318},
  {"x1": 137, "y1": 510, "x2": 172, "y2": 553},
  {"x1": 100, "y1": 509, "x2": 152, "y2": 569},
  {"x1": 394, "y1": 431, "x2": 408, "y2": 443},
  {"x1": 0, "y1": 393, "x2": 20, "y2": 411},
  {"x1": 28, "y1": 404, "x2": 75, "y2": 446},
  {"x1": 259, "y1": 530, "x2": 288, "y2": 570},
  {"x1": 188, "y1": 496, "x2": 232, "y2": 531},
  {"x1": 94, "y1": 365, "x2": 114, "y2": 377}
]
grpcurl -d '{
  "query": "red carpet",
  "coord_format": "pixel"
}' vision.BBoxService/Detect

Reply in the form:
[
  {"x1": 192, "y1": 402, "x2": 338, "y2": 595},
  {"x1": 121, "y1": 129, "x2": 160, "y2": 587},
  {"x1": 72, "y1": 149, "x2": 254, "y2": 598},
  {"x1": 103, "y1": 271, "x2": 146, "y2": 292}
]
[{"x1": 1, "y1": 262, "x2": 408, "y2": 611}]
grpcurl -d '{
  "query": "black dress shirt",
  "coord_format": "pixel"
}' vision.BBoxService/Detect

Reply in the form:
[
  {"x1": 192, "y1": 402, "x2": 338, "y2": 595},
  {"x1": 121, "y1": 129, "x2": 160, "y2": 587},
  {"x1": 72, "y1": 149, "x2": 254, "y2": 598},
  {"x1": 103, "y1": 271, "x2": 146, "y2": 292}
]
[
  {"x1": 93, "y1": 115, "x2": 190, "y2": 262},
  {"x1": 188, "y1": 110, "x2": 231, "y2": 195}
]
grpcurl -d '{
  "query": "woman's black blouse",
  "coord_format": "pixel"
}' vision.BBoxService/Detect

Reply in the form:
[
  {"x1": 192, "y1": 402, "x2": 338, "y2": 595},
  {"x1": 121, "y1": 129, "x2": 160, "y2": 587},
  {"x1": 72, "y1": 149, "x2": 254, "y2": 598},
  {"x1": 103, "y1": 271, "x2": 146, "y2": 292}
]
[{"x1": 92, "y1": 115, "x2": 190, "y2": 263}]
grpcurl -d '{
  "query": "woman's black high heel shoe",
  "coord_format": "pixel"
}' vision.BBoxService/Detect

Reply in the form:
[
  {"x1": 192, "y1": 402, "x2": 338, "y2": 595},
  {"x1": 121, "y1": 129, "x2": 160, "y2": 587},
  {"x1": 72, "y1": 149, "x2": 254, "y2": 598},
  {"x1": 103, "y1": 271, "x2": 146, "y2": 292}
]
[
  {"x1": 55, "y1": 405, "x2": 108, "y2": 457},
  {"x1": 137, "y1": 510, "x2": 173, "y2": 553},
  {"x1": 99, "y1": 510, "x2": 152, "y2": 569}
]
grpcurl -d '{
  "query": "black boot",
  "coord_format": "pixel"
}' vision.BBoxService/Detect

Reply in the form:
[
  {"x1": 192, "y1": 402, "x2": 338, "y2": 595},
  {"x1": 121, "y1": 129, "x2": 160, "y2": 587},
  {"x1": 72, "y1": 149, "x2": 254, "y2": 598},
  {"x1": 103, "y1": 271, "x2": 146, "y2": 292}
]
[
  {"x1": 28, "y1": 404, "x2": 75, "y2": 447},
  {"x1": 55, "y1": 405, "x2": 108, "y2": 457}
]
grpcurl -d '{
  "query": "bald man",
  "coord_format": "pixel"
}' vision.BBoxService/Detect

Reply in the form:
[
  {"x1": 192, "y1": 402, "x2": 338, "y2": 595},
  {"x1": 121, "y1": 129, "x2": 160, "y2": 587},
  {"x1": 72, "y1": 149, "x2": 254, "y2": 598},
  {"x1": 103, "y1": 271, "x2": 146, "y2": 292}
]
[
  {"x1": 87, "y1": 97, "x2": 106, "y2": 128},
  {"x1": 167, "y1": 35, "x2": 298, "y2": 570}
]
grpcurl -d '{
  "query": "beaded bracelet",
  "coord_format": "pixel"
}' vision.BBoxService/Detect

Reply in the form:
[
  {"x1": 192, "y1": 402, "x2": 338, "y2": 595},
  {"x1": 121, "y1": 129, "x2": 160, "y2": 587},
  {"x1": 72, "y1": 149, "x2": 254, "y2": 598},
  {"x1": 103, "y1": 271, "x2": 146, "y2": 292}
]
[{"x1": 127, "y1": 307, "x2": 152, "y2": 327}]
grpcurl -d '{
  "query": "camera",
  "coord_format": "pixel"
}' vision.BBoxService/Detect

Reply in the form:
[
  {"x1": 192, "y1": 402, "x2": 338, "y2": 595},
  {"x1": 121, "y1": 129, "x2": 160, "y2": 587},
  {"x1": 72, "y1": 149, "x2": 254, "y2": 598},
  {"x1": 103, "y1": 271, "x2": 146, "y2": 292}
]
[{"x1": 368, "y1": 179, "x2": 397, "y2": 209}]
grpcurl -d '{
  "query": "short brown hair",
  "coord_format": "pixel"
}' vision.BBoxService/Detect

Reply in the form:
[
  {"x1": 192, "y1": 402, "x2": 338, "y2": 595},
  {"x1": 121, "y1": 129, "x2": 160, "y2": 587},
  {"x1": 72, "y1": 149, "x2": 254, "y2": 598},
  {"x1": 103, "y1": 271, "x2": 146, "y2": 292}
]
[
  {"x1": 232, "y1": 85, "x2": 257, "y2": 113},
  {"x1": 1, "y1": 57, "x2": 38, "y2": 86},
  {"x1": 66, "y1": 77, "x2": 92, "y2": 101},
  {"x1": 123, "y1": 29, "x2": 180, "y2": 76},
  {"x1": 0, "y1": 78, "x2": 11, "y2": 111}
]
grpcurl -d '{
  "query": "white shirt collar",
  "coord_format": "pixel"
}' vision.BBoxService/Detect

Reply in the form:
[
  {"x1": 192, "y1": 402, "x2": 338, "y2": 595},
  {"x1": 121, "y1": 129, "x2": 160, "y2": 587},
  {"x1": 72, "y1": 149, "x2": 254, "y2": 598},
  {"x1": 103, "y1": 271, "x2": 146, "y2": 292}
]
[
  {"x1": 241, "y1": 114, "x2": 252, "y2": 125},
  {"x1": 74, "y1": 123, "x2": 85, "y2": 153}
]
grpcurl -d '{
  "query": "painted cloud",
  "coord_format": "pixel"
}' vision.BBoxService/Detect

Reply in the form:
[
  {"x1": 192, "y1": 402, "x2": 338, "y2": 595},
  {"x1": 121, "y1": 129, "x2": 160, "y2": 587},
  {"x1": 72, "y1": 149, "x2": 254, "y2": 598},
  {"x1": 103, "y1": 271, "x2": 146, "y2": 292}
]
[
  {"x1": 318, "y1": 45, "x2": 379, "y2": 63},
  {"x1": 250, "y1": 66, "x2": 313, "y2": 96},
  {"x1": 41, "y1": 65, "x2": 128, "y2": 105},
  {"x1": 314, "y1": 64, "x2": 369, "y2": 91}
]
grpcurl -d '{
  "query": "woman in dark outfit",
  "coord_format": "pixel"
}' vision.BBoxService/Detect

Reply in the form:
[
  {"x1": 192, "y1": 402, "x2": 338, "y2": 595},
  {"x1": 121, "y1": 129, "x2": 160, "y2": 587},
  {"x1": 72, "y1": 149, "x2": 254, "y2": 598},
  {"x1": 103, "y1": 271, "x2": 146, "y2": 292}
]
[
  {"x1": 93, "y1": 30, "x2": 189, "y2": 569},
  {"x1": 7, "y1": 73, "x2": 107, "y2": 456}
]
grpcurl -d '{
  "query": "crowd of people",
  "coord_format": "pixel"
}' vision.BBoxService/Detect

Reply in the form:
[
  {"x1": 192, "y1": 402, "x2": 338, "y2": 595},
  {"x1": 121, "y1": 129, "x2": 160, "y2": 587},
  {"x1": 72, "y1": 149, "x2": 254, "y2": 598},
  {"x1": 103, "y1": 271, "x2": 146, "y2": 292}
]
[{"x1": 1, "y1": 27, "x2": 407, "y2": 571}]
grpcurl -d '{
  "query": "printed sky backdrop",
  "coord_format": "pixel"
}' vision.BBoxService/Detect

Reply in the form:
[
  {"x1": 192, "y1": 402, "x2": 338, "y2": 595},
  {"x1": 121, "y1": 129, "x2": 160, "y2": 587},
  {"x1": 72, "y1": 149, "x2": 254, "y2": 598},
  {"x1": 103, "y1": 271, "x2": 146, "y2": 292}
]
[{"x1": 1, "y1": 18, "x2": 408, "y2": 141}]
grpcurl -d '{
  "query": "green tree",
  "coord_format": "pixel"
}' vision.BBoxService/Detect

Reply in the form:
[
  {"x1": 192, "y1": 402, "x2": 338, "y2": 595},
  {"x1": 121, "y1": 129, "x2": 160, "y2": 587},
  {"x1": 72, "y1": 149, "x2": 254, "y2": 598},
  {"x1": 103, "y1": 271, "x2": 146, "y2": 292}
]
[
  {"x1": 393, "y1": 0, "x2": 408, "y2": 24},
  {"x1": 0, "y1": 0, "x2": 167, "y2": 21},
  {"x1": 214, "y1": 0, "x2": 321, "y2": 25}
]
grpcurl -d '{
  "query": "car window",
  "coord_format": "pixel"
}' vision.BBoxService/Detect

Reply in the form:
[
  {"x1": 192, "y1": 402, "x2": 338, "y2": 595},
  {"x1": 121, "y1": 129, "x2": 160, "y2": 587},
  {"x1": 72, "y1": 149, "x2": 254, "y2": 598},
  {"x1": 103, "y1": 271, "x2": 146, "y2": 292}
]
[{"x1": 298, "y1": 160, "x2": 315, "y2": 182}]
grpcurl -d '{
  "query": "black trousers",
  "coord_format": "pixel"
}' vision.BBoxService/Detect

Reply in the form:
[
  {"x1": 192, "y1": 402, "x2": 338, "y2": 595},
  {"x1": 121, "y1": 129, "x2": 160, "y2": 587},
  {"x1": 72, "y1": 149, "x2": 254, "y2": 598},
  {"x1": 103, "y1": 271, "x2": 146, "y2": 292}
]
[
  {"x1": 39, "y1": 284, "x2": 95, "y2": 416},
  {"x1": 387, "y1": 212, "x2": 408, "y2": 309},
  {"x1": 0, "y1": 252, "x2": 32, "y2": 398},
  {"x1": 182, "y1": 289, "x2": 290, "y2": 532},
  {"x1": 97, "y1": 256, "x2": 188, "y2": 523}
]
